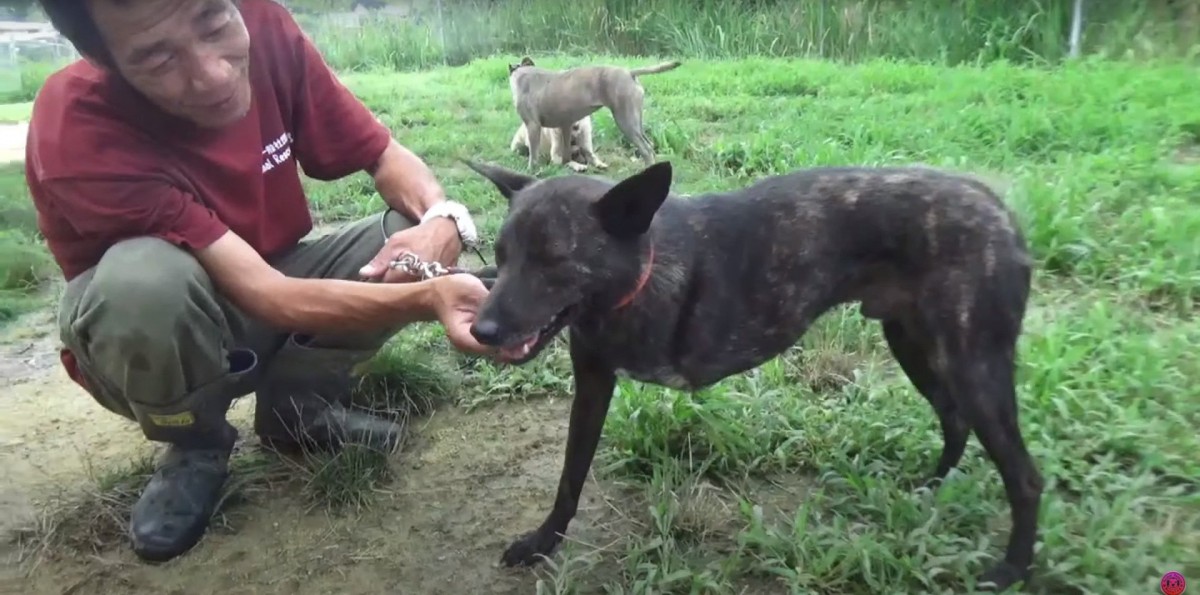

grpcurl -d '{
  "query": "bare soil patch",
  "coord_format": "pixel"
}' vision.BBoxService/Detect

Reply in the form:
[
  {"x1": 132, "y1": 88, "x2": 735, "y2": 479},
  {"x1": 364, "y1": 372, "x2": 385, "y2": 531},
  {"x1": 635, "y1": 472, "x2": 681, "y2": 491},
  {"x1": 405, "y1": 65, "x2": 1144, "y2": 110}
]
[{"x1": 0, "y1": 301, "x2": 614, "y2": 594}]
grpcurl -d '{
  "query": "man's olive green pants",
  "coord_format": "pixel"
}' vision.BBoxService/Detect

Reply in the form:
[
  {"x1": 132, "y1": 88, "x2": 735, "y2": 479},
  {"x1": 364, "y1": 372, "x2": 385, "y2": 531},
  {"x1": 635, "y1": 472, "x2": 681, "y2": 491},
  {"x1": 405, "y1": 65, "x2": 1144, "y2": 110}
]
[{"x1": 56, "y1": 210, "x2": 413, "y2": 448}]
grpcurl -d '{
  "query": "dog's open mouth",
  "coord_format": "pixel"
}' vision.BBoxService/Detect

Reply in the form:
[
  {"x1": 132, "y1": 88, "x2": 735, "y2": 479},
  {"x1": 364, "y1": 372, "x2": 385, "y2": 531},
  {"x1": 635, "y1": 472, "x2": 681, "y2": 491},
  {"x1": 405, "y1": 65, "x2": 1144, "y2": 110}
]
[{"x1": 497, "y1": 305, "x2": 577, "y2": 363}]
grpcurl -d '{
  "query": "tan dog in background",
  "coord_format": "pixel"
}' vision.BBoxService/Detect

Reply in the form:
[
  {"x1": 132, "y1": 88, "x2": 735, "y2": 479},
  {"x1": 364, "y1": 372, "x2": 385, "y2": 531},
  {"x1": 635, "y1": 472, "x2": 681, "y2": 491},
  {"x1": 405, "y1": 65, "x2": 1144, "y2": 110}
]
[
  {"x1": 508, "y1": 56, "x2": 680, "y2": 169},
  {"x1": 509, "y1": 115, "x2": 608, "y2": 172}
]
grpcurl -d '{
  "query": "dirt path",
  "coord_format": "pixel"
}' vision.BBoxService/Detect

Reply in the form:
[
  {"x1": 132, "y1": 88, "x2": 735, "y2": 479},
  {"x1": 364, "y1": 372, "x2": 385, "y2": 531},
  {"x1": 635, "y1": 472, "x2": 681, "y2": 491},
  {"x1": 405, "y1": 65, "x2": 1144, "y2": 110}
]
[{"x1": 0, "y1": 314, "x2": 631, "y2": 595}]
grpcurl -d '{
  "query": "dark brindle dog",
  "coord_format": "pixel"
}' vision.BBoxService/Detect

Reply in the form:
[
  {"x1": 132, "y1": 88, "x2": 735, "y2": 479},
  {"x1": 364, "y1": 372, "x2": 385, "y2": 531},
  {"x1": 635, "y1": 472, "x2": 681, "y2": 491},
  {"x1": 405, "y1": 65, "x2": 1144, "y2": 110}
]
[{"x1": 463, "y1": 159, "x2": 1044, "y2": 592}]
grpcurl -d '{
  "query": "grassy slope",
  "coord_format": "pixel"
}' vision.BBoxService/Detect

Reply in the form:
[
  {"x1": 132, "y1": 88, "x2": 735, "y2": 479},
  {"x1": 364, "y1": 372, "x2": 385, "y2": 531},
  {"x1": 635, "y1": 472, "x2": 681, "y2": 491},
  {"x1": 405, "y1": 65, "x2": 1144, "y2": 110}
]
[{"x1": 3, "y1": 54, "x2": 1199, "y2": 593}]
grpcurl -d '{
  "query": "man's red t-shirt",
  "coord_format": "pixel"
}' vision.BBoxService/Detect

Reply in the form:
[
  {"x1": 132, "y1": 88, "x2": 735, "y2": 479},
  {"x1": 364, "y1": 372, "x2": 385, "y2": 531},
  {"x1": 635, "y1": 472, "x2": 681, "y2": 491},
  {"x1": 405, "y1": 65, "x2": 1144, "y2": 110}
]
[
  {"x1": 26, "y1": 0, "x2": 391, "y2": 281},
  {"x1": 24, "y1": 0, "x2": 392, "y2": 392}
]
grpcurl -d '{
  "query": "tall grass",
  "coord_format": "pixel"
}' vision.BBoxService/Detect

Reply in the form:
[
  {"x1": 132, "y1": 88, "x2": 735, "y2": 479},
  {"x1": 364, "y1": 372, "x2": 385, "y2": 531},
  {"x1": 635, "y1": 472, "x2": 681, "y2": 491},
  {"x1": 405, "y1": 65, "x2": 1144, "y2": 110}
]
[
  {"x1": 296, "y1": 0, "x2": 1199, "y2": 73},
  {"x1": 2, "y1": 0, "x2": 1193, "y2": 97}
]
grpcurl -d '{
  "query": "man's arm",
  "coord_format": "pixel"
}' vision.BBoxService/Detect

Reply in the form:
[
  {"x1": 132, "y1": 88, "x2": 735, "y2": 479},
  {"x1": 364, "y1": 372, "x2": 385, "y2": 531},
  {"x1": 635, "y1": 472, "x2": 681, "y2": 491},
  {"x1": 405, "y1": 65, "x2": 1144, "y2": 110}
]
[
  {"x1": 367, "y1": 138, "x2": 451, "y2": 223},
  {"x1": 194, "y1": 229, "x2": 438, "y2": 334}
]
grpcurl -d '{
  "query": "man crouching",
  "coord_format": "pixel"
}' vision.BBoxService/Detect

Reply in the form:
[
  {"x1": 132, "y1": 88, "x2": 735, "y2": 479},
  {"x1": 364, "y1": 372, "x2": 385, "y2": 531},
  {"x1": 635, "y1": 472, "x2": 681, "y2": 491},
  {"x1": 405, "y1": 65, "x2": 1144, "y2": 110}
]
[{"x1": 28, "y1": 0, "x2": 498, "y2": 563}]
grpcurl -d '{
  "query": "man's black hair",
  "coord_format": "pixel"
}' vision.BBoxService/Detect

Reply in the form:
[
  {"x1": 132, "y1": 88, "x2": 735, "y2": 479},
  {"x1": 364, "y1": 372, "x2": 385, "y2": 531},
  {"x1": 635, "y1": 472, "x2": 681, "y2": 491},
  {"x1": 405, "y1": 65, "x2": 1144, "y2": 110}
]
[{"x1": 37, "y1": 0, "x2": 116, "y2": 67}]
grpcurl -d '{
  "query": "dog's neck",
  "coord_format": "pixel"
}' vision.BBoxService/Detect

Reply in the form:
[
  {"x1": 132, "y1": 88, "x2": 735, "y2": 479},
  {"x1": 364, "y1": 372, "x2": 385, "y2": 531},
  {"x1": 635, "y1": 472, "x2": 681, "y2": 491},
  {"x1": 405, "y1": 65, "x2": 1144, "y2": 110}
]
[{"x1": 612, "y1": 243, "x2": 655, "y2": 310}]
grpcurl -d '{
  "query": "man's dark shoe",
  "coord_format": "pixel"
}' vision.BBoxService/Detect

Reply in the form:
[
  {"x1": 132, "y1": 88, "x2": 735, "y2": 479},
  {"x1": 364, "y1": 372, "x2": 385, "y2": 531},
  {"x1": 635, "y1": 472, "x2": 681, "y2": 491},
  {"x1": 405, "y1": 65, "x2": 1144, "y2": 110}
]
[{"x1": 129, "y1": 444, "x2": 231, "y2": 563}]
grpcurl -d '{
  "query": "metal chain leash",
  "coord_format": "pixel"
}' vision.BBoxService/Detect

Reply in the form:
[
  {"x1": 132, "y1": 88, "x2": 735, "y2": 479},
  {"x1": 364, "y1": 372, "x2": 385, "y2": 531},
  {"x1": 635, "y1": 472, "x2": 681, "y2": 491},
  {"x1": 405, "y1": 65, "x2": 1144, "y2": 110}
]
[
  {"x1": 388, "y1": 251, "x2": 454, "y2": 280},
  {"x1": 379, "y1": 207, "x2": 496, "y2": 285},
  {"x1": 388, "y1": 252, "x2": 497, "y2": 288}
]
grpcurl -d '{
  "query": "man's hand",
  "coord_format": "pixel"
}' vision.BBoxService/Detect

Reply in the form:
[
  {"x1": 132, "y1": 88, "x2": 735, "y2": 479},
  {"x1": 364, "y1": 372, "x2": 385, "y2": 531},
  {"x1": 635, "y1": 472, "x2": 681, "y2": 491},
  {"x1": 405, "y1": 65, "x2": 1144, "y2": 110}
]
[
  {"x1": 359, "y1": 217, "x2": 462, "y2": 283},
  {"x1": 428, "y1": 273, "x2": 494, "y2": 355}
]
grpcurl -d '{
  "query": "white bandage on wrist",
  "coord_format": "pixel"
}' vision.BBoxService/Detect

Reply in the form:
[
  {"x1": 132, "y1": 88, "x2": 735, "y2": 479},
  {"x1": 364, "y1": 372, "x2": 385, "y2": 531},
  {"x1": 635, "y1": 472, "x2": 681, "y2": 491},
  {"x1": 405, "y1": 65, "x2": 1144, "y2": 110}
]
[{"x1": 420, "y1": 200, "x2": 478, "y2": 248}]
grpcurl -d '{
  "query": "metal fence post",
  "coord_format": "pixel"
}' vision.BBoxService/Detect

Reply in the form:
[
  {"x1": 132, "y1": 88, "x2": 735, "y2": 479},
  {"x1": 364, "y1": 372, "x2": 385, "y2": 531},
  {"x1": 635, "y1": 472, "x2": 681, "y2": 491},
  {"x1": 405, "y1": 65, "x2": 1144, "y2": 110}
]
[{"x1": 1069, "y1": 0, "x2": 1085, "y2": 58}]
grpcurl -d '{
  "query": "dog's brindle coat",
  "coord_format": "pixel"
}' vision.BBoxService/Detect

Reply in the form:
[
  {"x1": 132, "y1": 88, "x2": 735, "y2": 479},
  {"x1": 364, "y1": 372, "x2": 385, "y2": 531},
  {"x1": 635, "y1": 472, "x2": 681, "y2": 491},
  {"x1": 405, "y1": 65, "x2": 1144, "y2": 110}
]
[{"x1": 464, "y1": 160, "x2": 1044, "y2": 592}]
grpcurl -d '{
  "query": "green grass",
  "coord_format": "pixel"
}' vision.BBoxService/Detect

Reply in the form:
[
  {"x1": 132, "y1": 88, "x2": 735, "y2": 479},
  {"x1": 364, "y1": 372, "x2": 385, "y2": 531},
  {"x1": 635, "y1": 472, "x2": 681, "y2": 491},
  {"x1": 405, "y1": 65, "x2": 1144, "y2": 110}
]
[
  {"x1": 2, "y1": 28, "x2": 1198, "y2": 595},
  {"x1": 0, "y1": 161, "x2": 53, "y2": 324},
  {"x1": 294, "y1": 55, "x2": 1199, "y2": 594}
]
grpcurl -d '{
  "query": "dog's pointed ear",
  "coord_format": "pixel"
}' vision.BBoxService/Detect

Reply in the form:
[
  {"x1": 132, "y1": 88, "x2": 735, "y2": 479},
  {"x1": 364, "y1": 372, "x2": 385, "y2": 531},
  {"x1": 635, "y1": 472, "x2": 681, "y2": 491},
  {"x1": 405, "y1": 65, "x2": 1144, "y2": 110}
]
[
  {"x1": 520, "y1": 56, "x2": 535, "y2": 66},
  {"x1": 591, "y1": 161, "x2": 672, "y2": 239},
  {"x1": 462, "y1": 159, "x2": 536, "y2": 204}
]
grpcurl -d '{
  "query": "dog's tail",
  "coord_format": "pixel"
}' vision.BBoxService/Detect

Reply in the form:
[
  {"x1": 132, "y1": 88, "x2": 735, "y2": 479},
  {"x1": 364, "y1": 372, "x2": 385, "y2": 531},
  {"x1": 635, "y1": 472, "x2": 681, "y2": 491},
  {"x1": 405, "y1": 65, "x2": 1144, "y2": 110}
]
[{"x1": 629, "y1": 61, "x2": 681, "y2": 77}]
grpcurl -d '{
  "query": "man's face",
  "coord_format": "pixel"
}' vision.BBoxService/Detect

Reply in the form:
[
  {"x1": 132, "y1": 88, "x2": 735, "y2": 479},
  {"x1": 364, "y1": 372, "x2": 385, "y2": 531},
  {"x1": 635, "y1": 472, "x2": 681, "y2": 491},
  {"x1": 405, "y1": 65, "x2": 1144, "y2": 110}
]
[{"x1": 89, "y1": 0, "x2": 252, "y2": 128}]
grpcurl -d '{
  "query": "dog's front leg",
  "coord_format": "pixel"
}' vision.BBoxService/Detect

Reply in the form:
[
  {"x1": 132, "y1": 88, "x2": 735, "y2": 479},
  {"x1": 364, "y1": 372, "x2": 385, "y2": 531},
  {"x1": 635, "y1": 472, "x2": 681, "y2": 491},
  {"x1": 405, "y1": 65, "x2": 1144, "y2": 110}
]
[
  {"x1": 500, "y1": 338, "x2": 616, "y2": 567},
  {"x1": 524, "y1": 121, "x2": 544, "y2": 170},
  {"x1": 547, "y1": 128, "x2": 571, "y2": 169},
  {"x1": 510, "y1": 125, "x2": 526, "y2": 155},
  {"x1": 579, "y1": 128, "x2": 608, "y2": 170}
]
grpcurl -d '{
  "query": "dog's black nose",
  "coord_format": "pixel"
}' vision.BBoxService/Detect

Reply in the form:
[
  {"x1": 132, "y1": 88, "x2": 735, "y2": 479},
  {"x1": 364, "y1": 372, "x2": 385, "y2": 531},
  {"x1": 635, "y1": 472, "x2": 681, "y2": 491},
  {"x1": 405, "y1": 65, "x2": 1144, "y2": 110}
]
[{"x1": 470, "y1": 319, "x2": 502, "y2": 345}]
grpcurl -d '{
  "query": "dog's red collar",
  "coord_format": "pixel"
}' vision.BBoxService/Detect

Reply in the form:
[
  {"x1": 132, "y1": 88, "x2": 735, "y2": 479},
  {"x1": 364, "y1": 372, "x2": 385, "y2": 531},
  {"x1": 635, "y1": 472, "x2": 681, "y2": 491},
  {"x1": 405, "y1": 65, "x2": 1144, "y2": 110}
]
[{"x1": 613, "y1": 244, "x2": 654, "y2": 310}]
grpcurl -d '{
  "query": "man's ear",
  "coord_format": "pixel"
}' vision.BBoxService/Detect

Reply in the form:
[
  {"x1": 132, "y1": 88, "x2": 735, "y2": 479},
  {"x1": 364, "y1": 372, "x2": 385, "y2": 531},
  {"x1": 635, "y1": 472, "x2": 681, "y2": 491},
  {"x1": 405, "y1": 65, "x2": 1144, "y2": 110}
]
[
  {"x1": 590, "y1": 161, "x2": 672, "y2": 239},
  {"x1": 462, "y1": 160, "x2": 537, "y2": 204}
]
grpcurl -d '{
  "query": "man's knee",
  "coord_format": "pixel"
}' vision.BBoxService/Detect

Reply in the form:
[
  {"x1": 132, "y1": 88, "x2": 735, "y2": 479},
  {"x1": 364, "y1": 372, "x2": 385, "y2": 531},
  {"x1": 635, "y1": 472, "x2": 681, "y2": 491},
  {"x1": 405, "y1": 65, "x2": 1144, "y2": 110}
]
[
  {"x1": 60, "y1": 236, "x2": 237, "y2": 404},
  {"x1": 66, "y1": 237, "x2": 219, "y2": 348}
]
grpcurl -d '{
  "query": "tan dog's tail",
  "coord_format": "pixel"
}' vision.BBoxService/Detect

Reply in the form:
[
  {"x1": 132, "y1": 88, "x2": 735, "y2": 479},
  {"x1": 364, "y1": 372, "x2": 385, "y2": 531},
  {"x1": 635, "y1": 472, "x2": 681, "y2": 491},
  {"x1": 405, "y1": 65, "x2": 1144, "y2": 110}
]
[{"x1": 629, "y1": 61, "x2": 681, "y2": 77}]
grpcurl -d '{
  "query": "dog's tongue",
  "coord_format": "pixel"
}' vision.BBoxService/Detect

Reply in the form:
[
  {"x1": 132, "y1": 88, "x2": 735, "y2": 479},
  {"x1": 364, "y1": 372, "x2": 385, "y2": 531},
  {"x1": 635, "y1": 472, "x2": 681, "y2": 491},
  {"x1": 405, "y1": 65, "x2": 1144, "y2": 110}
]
[{"x1": 500, "y1": 336, "x2": 537, "y2": 361}]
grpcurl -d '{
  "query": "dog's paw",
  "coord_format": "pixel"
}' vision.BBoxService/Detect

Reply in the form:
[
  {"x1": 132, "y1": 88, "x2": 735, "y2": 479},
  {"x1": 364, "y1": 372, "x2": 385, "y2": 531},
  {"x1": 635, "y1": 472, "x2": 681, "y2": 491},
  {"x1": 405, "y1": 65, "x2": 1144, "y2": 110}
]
[
  {"x1": 907, "y1": 473, "x2": 947, "y2": 494},
  {"x1": 976, "y1": 561, "x2": 1030, "y2": 592},
  {"x1": 567, "y1": 162, "x2": 588, "y2": 172},
  {"x1": 593, "y1": 159, "x2": 609, "y2": 170},
  {"x1": 499, "y1": 530, "x2": 562, "y2": 567}
]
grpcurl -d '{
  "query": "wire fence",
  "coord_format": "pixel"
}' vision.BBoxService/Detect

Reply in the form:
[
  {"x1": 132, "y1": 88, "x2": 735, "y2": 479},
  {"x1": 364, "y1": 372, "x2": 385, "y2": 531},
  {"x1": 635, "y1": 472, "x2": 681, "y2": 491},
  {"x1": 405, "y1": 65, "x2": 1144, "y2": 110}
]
[{"x1": 0, "y1": 22, "x2": 77, "y2": 100}]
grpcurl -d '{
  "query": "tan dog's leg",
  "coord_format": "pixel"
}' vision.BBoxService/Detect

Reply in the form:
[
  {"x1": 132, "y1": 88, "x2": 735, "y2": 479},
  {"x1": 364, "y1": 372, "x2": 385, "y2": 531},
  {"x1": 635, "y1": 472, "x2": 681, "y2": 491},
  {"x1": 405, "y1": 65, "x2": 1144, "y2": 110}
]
[
  {"x1": 511, "y1": 124, "x2": 528, "y2": 155},
  {"x1": 524, "y1": 121, "x2": 543, "y2": 170},
  {"x1": 547, "y1": 128, "x2": 562, "y2": 161},
  {"x1": 548, "y1": 127, "x2": 564, "y2": 163},
  {"x1": 576, "y1": 118, "x2": 607, "y2": 170},
  {"x1": 611, "y1": 93, "x2": 656, "y2": 166},
  {"x1": 555, "y1": 126, "x2": 587, "y2": 172}
]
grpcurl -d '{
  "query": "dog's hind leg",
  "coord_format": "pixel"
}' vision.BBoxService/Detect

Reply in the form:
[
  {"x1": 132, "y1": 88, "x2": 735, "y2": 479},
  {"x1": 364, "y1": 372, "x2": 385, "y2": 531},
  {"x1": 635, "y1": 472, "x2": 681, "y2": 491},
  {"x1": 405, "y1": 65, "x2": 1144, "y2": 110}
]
[
  {"x1": 610, "y1": 94, "x2": 656, "y2": 166},
  {"x1": 882, "y1": 320, "x2": 970, "y2": 486},
  {"x1": 926, "y1": 266, "x2": 1042, "y2": 591},
  {"x1": 500, "y1": 337, "x2": 617, "y2": 567},
  {"x1": 946, "y1": 344, "x2": 1043, "y2": 592}
]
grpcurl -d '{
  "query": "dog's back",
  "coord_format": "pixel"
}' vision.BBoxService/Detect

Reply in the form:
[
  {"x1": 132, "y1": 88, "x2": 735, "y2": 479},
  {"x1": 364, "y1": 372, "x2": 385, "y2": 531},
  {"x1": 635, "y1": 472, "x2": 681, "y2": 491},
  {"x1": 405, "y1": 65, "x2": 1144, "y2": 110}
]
[
  {"x1": 511, "y1": 61, "x2": 679, "y2": 120},
  {"x1": 576, "y1": 166, "x2": 1031, "y2": 389}
]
